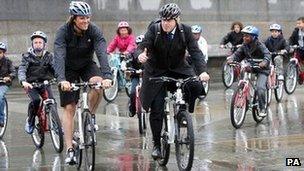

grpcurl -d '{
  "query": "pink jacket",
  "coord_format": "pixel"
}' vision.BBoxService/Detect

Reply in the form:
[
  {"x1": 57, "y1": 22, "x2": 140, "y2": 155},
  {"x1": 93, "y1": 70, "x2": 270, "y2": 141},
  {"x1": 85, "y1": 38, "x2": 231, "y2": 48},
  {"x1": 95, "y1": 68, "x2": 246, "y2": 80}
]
[{"x1": 107, "y1": 34, "x2": 136, "y2": 54}]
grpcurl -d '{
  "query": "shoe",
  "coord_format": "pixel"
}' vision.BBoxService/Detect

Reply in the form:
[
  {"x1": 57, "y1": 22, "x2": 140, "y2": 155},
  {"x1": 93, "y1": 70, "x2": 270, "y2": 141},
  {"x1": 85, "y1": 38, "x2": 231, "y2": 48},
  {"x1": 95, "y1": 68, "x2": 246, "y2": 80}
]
[
  {"x1": 277, "y1": 75, "x2": 284, "y2": 81},
  {"x1": 128, "y1": 100, "x2": 136, "y2": 117},
  {"x1": 151, "y1": 145, "x2": 161, "y2": 160},
  {"x1": 65, "y1": 148, "x2": 77, "y2": 165},
  {"x1": 24, "y1": 118, "x2": 34, "y2": 134},
  {"x1": 259, "y1": 109, "x2": 267, "y2": 117}
]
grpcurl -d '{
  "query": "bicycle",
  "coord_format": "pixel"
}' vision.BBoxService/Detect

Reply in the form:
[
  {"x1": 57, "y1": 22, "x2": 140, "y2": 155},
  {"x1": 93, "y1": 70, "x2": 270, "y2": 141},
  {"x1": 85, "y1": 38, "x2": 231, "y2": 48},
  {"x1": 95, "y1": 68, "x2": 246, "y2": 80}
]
[
  {"x1": 103, "y1": 53, "x2": 130, "y2": 102},
  {"x1": 284, "y1": 45, "x2": 304, "y2": 94},
  {"x1": 230, "y1": 60, "x2": 268, "y2": 129},
  {"x1": 125, "y1": 67, "x2": 146, "y2": 135},
  {"x1": 0, "y1": 79, "x2": 9, "y2": 139},
  {"x1": 149, "y1": 76, "x2": 196, "y2": 171},
  {"x1": 71, "y1": 82, "x2": 102, "y2": 171},
  {"x1": 30, "y1": 79, "x2": 63, "y2": 153},
  {"x1": 221, "y1": 45, "x2": 242, "y2": 88},
  {"x1": 266, "y1": 51, "x2": 285, "y2": 104}
]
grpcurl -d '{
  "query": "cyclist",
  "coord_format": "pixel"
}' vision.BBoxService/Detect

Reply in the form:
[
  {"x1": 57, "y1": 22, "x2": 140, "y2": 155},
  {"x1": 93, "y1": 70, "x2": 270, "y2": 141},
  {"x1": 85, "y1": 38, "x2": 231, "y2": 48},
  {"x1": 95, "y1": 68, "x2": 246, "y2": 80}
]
[
  {"x1": 227, "y1": 25, "x2": 271, "y2": 117},
  {"x1": 18, "y1": 31, "x2": 55, "y2": 134},
  {"x1": 220, "y1": 21, "x2": 244, "y2": 51},
  {"x1": 0, "y1": 42, "x2": 16, "y2": 127},
  {"x1": 191, "y1": 25, "x2": 208, "y2": 63},
  {"x1": 289, "y1": 16, "x2": 304, "y2": 83},
  {"x1": 128, "y1": 35, "x2": 144, "y2": 117},
  {"x1": 53, "y1": 1, "x2": 112, "y2": 165},
  {"x1": 107, "y1": 21, "x2": 136, "y2": 55},
  {"x1": 264, "y1": 23, "x2": 289, "y2": 80},
  {"x1": 137, "y1": 3, "x2": 209, "y2": 159}
]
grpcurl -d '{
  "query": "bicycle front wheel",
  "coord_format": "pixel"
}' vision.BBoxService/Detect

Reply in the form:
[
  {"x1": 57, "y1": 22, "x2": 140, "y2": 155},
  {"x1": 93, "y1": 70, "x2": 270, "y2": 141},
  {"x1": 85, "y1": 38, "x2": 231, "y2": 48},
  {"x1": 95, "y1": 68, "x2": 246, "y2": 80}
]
[
  {"x1": 230, "y1": 85, "x2": 247, "y2": 129},
  {"x1": 175, "y1": 110, "x2": 194, "y2": 171},
  {"x1": 157, "y1": 114, "x2": 170, "y2": 166},
  {"x1": 0, "y1": 99, "x2": 8, "y2": 139},
  {"x1": 252, "y1": 91, "x2": 265, "y2": 123},
  {"x1": 48, "y1": 105, "x2": 63, "y2": 153},
  {"x1": 284, "y1": 62, "x2": 298, "y2": 94},
  {"x1": 103, "y1": 69, "x2": 119, "y2": 102},
  {"x1": 222, "y1": 60, "x2": 235, "y2": 88},
  {"x1": 31, "y1": 116, "x2": 45, "y2": 149},
  {"x1": 274, "y1": 79, "x2": 284, "y2": 102},
  {"x1": 83, "y1": 111, "x2": 95, "y2": 171}
]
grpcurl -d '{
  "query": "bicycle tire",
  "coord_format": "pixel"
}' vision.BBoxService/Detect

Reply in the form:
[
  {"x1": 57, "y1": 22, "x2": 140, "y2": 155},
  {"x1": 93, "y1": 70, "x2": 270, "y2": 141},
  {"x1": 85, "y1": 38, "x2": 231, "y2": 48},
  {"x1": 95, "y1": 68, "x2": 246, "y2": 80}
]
[
  {"x1": 274, "y1": 79, "x2": 284, "y2": 102},
  {"x1": 31, "y1": 115, "x2": 45, "y2": 149},
  {"x1": 0, "y1": 99, "x2": 8, "y2": 139},
  {"x1": 284, "y1": 62, "x2": 298, "y2": 94},
  {"x1": 103, "y1": 69, "x2": 119, "y2": 102},
  {"x1": 230, "y1": 85, "x2": 247, "y2": 129},
  {"x1": 222, "y1": 60, "x2": 235, "y2": 88},
  {"x1": 175, "y1": 110, "x2": 194, "y2": 171},
  {"x1": 83, "y1": 111, "x2": 95, "y2": 171},
  {"x1": 48, "y1": 104, "x2": 63, "y2": 153},
  {"x1": 157, "y1": 113, "x2": 170, "y2": 166}
]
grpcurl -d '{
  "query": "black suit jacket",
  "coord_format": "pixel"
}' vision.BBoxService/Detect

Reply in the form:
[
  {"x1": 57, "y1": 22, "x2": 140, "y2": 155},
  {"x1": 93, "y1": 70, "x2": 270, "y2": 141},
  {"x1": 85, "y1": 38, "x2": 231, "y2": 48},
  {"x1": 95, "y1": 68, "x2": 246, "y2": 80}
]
[{"x1": 137, "y1": 23, "x2": 207, "y2": 110}]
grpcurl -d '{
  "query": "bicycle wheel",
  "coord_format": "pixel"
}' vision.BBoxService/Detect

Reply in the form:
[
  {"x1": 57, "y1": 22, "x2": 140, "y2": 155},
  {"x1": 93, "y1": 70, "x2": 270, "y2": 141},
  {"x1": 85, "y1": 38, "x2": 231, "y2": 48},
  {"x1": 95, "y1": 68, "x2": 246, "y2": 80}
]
[
  {"x1": 284, "y1": 62, "x2": 298, "y2": 94},
  {"x1": 252, "y1": 91, "x2": 265, "y2": 123},
  {"x1": 138, "y1": 110, "x2": 146, "y2": 135},
  {"x1": 222, "y1": 60, "x2": 235, "y2": 88},
  {"x1": 48, "y1": 105, "x2": 63, "y2": 153},
  {"x1": 274, "y1": 79, "x2": 284, "y2": 102},
  {"x1": 83, "y1": 111, "x2": 95, "y2": 171},
  {"x1": 73, "y1": 131, "x2": 82, "y2": 169},
  {"x1": 175, "y1": 110, "x2": 194, "y2": 171},
  {"x1": 125, "y1": 81, "x2": 132, "y2": 97},
  {"x1": 103, "y1": 69, "x2": 119, "y2": 102},
  {"x1": 0, "y1": 98, "x2": 8, "y2": 139},
  {"x1": 230, "y1": 85, "x2": 247, "y2": 129},
  {"x1": 157, "y1": 114, "x2": 170, "y2": 166},
  {"x1": 31, "y1": 115, "x2": 45, "y2": 149}
]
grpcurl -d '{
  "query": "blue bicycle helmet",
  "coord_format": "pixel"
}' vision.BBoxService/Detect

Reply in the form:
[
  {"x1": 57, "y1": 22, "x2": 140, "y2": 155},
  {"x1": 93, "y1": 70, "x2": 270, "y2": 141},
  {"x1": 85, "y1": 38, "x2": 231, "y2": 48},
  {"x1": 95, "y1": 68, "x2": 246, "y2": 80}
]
[{"x1": 241, "y1": 25, "x2": 259, "y2": 38}]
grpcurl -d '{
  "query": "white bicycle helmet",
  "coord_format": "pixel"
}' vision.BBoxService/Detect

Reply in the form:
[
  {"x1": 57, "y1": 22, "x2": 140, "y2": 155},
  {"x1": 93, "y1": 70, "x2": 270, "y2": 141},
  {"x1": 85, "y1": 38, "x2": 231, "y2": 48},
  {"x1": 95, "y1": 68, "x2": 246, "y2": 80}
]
[
  {"x1": 118, "y1": 21, "x2": 130, "y2": 28},
  {"x1": 0, "y1": 42, "x2": 7, "y2": 52},
  {"x1": 269, "y1": 23, "x2": 282, "y2": 31},
  {"x1": 191, "y1": 25, "x2": 202, "y2": 33},
  {"x1": 31, "y1": 31, "x2": 47, "y2": 43},
  {"x1": 69, "y1": 1, "x2": 91, "y2": 16}
]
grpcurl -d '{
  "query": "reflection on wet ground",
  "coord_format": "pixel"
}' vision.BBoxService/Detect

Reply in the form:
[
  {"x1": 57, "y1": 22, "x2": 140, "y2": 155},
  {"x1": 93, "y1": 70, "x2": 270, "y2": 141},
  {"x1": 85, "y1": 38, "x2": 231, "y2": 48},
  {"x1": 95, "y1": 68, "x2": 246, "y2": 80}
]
[{"x1": 2, "y1": 86, "x2": 304, "y2": 170}]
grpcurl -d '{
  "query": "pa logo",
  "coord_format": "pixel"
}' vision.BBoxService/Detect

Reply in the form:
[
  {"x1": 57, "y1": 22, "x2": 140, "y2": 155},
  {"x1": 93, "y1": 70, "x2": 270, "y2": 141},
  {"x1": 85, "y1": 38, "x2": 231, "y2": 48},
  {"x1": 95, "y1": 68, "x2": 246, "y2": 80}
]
[{"x1": 286, "y1": 158, "x2": 301, "y2": 166}]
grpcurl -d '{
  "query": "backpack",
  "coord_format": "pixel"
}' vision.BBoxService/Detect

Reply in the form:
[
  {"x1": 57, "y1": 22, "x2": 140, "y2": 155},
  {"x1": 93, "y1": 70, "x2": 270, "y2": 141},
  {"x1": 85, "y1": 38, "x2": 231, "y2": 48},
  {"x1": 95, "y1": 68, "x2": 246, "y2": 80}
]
[{"x1": 149, "y1": 19, "x2": 186, "y2": 46}]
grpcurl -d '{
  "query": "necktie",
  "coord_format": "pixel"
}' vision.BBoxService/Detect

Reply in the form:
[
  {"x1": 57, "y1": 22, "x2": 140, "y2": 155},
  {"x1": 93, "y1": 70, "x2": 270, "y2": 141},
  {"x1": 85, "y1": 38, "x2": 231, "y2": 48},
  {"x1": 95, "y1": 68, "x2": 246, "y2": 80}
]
[{"x1": 166, "y1": 32, "x2": 173, "y2": 41}]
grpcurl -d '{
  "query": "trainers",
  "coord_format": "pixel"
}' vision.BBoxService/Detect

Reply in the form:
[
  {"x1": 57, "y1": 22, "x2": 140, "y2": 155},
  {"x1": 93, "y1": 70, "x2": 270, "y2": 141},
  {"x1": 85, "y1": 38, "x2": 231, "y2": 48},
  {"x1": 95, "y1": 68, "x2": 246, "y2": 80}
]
[
  {"x1": 24, "y1": 118, "x2": 34, "y2": 134},
  {"x1": 65, "y1": 148, "x2": 76, "y2": 165},
  {"x1": 277, "y1": 75, "x2": 284, "y2": 81},
  {"x1": 128, "y1": 100, "x2": 136, "y2": 117},
  {"x1": 259, "y1": 109, "x2": 267, "y2": 117}
]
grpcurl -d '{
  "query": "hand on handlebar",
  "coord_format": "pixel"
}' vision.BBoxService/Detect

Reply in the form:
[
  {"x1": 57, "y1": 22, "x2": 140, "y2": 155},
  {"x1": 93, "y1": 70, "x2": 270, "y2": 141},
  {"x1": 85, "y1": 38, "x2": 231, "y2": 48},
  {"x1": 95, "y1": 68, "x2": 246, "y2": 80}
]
[
  {"x1": 60, "y1": 81, "x2": 71, "y2": 91},
  {"x1": 3, "y1": 77, "x2": 11, "y2": 83},
  {"x1": 259, "y1": 61, "x2": 268, "y2": 68},
  {"x1": 22, "y1": 81, "x2": 33, "y2": 90},
  {"x1": 102, "y1": 79, "x2": 112, "y2": 89},
  {"x1": 199, "y1": 72, "x2": 210, "y2": 82}
]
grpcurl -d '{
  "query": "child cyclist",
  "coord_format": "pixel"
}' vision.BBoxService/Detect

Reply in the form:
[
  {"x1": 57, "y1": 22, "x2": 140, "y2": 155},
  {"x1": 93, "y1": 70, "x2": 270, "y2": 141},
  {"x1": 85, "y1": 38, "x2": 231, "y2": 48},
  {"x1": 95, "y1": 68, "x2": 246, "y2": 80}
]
[
  {"x1": 227, "y1": 26, "x2": 271, "y2": 117},
  {"x1": 127, "y1": 35, "x2": 144, "y2": 117},
  {"x1": 0, "y1": 42, "x2": 16, "y2": 127},
  {"x1": 18, "y1": 31, "x2": 56, "y2": 134},
  {"x1": 264, "y1": 23, "x2": 289, "y2": 80}
]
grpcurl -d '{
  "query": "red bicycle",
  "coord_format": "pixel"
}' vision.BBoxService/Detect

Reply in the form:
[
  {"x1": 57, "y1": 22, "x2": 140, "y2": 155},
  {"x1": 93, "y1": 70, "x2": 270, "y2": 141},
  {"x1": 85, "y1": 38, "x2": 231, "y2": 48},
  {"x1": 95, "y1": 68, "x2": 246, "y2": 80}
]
[
  {"x1": 284, "y1": 45, "x2": 304, "y2": 94},
  {"x1": 125, "y1": 67, "x2": 146, "y2": 135},
  {"x1": 230, "y1": 60, "x2": 268, "y2": 129},
  {"x1": 30, "y1": 79, "x2": 63, "y2": 153}
]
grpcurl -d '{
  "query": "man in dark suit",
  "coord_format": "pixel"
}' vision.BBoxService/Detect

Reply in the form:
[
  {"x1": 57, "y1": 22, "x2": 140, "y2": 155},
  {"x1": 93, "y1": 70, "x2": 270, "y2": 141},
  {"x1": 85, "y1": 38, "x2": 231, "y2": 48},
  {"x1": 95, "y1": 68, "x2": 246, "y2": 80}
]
[{"x1": 137, "y1": 3, "x2": 210, "y2": 159}]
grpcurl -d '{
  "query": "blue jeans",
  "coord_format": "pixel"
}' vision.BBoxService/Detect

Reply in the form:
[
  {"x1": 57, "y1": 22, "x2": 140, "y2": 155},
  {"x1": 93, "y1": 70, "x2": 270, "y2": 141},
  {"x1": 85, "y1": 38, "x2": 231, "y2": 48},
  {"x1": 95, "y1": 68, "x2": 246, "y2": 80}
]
[{"x1": 0, "y1": 85, "x2": 9, "y2": 123}]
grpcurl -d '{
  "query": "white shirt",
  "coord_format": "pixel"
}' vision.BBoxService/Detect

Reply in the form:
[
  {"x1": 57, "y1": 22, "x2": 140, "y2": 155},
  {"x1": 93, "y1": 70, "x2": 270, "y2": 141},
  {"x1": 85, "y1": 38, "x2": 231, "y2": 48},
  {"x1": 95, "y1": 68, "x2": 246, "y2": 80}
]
[{"x1": 197, "y1": 36, "x2": 208, "y2": 62}]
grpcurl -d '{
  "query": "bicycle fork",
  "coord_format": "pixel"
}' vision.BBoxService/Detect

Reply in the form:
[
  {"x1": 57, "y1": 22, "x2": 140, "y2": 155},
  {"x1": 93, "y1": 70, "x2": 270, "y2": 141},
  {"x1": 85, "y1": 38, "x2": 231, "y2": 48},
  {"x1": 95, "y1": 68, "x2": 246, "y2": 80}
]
[{"x1": 164, "y1": 97, "x2": 175, "y2": 144}]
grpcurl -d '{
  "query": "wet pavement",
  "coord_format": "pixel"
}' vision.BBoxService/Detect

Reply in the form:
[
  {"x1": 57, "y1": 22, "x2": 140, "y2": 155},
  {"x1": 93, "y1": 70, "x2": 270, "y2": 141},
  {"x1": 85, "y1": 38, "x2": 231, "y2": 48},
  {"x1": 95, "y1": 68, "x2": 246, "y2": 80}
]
[{"x1": 1, "y1": 84, "x2": 304, "y2": 170}]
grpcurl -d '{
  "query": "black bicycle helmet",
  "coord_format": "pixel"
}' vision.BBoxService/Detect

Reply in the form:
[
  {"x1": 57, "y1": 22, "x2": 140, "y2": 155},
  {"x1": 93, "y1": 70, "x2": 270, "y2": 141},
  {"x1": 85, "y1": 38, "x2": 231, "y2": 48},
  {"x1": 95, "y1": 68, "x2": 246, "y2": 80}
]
[{"x1": 159, "y1": 3, "x2": 181, "y2": 20}]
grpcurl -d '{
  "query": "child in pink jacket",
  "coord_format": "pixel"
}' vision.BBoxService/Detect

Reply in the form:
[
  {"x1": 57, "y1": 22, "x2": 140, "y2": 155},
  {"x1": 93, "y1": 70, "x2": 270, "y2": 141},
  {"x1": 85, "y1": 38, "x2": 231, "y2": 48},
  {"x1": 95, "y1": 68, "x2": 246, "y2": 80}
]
[{"x1": 107, "y1": 21, "x2": 136, "y2": 54}]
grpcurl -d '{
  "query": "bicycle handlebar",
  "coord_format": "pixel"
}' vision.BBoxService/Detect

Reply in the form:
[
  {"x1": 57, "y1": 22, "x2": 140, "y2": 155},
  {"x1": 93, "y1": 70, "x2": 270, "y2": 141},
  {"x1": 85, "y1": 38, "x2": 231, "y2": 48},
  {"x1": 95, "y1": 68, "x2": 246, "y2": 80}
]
[
  {"x1": 149, "y1": 76, "x2": 199, "y2": 84},
  {"x1": 31, "y1": 79, "x2": 57, "y2": 88},
  {"x1": 70, "y1": 82, "x2": 103, "y2": 91},
  {"x1": 125, "y1": 67, "x2": 142, "y2": 74}
]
